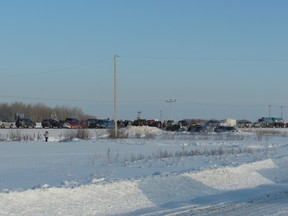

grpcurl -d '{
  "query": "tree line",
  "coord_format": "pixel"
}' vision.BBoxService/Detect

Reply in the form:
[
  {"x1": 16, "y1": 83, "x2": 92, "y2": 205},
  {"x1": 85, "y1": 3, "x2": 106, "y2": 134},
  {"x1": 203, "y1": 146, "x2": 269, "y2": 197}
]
[{"x1": 0, "y1": 102, "x2": 95, "y2": 122}]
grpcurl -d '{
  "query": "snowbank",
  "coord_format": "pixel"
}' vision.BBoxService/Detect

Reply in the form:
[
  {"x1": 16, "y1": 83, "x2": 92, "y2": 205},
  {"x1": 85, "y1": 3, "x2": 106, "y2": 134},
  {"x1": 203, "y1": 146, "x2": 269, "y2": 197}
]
[{"x1": 124, "y1": 126, "x2": 163, "y2": 138}]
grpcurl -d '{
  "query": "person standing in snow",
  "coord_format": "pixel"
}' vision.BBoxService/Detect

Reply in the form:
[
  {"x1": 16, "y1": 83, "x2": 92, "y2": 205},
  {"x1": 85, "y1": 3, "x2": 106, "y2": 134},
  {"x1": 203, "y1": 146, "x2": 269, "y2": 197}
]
[{"x1": 44, "y1": 131, "x2": 49, "y2": 142}]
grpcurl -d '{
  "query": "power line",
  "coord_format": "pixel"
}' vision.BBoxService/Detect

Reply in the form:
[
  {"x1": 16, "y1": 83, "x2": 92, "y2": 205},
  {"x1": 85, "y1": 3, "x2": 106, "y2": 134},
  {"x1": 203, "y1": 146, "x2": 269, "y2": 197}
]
[
  {"x1": 0, "y1": 94, "x2": 112, "y2": 103},
  {"x1": 1, "y1": 94, "x2": 288, "y2": 109},
  {"x1": 0, "y1": 58, "x2": 112, "y2": 76},
  {"x1": 120, "y1": 55, "x2": 288, "y2": 63}
]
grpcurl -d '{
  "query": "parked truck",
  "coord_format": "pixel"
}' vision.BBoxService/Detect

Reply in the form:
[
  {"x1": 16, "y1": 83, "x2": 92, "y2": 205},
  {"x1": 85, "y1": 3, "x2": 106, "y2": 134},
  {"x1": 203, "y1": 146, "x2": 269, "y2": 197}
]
[{"x1": 258, "y1": 117, "x2": 285, "y2": 128}]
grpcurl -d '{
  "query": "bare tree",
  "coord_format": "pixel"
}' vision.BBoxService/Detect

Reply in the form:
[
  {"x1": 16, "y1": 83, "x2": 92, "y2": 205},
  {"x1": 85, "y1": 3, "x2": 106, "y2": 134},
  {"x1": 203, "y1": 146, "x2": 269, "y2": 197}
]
[{"x1": 0, "y1": 102, "x2": 95, "y2": 122}]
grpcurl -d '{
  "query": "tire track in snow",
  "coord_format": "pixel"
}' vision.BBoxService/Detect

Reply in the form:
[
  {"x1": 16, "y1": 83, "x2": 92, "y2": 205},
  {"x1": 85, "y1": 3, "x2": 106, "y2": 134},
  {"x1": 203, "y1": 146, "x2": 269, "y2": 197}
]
[{"x1": 163, "y1": 190, "x2": 288, "y2": 216}]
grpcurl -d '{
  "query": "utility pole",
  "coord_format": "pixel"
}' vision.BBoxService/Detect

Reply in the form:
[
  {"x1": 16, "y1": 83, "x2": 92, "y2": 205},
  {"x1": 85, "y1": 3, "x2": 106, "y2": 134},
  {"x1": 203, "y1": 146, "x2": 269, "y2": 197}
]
[
  {"x1": 281, "y1": 106, "x2": 284, "y2": 119},
  {"x1": 166, "y1": 99, "x2": 176, "y2": 121},
  {"x1": 268, "y1": 104, "x2": 272, "y2": 117},
  {"x1": 114, "y1": 54, "x2": 118, "y2": 138}
]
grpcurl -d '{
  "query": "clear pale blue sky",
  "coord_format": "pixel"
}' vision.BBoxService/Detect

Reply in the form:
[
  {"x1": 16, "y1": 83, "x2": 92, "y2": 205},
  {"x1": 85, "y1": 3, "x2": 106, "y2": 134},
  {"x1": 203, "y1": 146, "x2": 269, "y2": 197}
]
[{"x1": 1, "y1": 0, "x2": 288, "y2": 121}]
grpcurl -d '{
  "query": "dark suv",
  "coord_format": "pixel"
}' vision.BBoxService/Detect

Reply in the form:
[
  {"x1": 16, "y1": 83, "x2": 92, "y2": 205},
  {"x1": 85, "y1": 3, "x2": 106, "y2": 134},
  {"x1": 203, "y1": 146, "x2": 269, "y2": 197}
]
[
  {"x1": 214, "y1": 126, "x2": 238, "y2": 133},
  {"x1": 16, "y1": 118, "x2": 36, "y2": 128},
  {"x1": 42, "y1": 119, "x2": 61, "y2": 128}
]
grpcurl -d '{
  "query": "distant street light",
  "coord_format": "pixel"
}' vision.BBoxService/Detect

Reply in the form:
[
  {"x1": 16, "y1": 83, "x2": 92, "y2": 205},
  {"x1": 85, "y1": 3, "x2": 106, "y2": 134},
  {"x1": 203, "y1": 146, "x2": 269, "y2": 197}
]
[
  {"x1": 166, "y1": 99, "x2": 176, "y2": 121},
  {"x1": 268, "y1": 104, "x2": 272, "y2": 117}
]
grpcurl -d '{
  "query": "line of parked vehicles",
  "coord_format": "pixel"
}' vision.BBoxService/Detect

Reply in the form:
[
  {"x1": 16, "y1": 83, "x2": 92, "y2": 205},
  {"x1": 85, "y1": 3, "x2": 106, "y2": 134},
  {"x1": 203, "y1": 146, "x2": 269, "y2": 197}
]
[
  {"x1": 164, "y1": 117, "x2": 288, "y2": 133},
  {"x1": 0, "y1": 117, "x2": 162, "y2": 129},
  {"x1": 1, "y1": 116, "x2": 286, "y2": 134},
  {"x1": 165, "y1": 119, "x2": 239, "y2": 133},
  {"x1": 0, "y1": 118, "x2": 116, "y2": 129}
]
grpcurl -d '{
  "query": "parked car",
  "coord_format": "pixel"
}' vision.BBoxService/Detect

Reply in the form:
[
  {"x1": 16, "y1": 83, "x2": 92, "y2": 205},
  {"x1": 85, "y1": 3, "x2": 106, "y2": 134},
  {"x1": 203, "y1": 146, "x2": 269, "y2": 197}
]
[
  {"x1": 15, "y1": 118, "x2": 36, "y2": 128},
  {"x1": 204, "y1": 119, "x2": 221, "y2": 132},
  {"x1": 0, "y1": 119, "x2": 14, "y2": 128},
  {"x1": 214, "y1": 126, "x2": 238, "y2": 133},
  {"x1": 62, "y1": 118, "x2": 81, "y2": 129},
  {"x1": 86, "y1": 119, "x2": 98, "y2": 128},
  {"x1": 166, "y1": 123, "x2": 187, "y2": 132},
  {"x1": 95, "y1": 119, "x2": 114, "y2": 129},
  {"x1": 41, "y1": 119, "x2": 61, "y2": 128},
  {"x1": 146, "y1": 119, "x2": 162, "y2": 128},
  {"x1": 132, "y1": 119, "x2": 148, "y2": 126},
  {"x1": 237, "y1": 120, "x2": 252, "y2": 128},
  {"x1": 188, "y1": 125, "x2": 206, "y2": 133}
]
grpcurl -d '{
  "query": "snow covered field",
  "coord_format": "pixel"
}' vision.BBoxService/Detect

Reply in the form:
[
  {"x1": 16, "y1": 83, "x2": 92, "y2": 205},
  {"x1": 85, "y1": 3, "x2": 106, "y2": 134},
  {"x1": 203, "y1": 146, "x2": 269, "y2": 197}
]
[{"x1": 0, "y1": 127, "x2": 288, "y2": 215}]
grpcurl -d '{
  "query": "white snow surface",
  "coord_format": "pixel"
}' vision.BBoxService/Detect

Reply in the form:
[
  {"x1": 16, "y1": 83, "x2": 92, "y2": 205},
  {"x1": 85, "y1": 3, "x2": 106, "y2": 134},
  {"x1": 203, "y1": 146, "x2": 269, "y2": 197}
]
[{"x1": 0, "y1": 126, "x2": 288, "y2": 215}]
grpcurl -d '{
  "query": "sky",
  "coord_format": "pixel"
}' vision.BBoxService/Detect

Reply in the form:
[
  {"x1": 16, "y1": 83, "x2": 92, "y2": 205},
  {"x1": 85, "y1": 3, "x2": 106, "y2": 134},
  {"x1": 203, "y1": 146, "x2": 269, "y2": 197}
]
[{"x1": 1, "y1": 0, "x2": 288, "y2": 122}]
